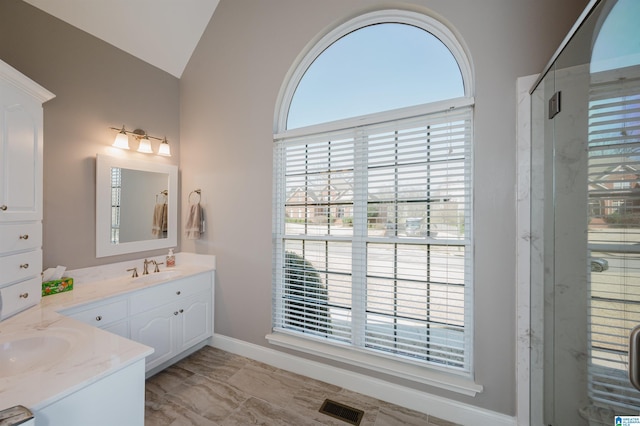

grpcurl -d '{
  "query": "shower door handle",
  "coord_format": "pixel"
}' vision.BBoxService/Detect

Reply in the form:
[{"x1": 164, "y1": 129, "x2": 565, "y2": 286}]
[{"x1": 629, "y1": 325, "x2": 640, "y2": 391}]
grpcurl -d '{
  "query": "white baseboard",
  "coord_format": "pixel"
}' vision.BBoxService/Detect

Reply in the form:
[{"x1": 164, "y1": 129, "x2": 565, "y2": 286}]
[{"x1": 210, "y1": 333, "x2": 516, "y2": 426}]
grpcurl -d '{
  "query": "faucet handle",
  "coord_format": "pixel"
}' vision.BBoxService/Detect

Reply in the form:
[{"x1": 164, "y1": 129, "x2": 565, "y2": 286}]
[
  {"x1": 154, "y1": 261, "x2": 164, "y2": 273},
  {"x1": 127, "y1": 267, "x2": 138, "y2": 278},
  {"x1": 143, "y1": 258, "x2": 151, "y2": 275}
]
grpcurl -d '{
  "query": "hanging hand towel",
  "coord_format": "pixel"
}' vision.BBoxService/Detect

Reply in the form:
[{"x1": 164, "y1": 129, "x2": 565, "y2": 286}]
[
  {"x1": 152, "y1": 203, "x2": 166, "y2": 237},
  {"x1": 185, "y1": 202, "x2": 202, "y2": 239},
  {"x1": 161, "y1": 202, "x2": 168, "y2": 233}
]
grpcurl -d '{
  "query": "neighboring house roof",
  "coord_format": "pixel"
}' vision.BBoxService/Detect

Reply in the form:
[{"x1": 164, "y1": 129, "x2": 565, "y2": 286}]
[
  {"x1": 286, "y1": 178, "x2": 354, "y2": 204},
  {"x1": 589, "y1": 162, "x2": 640, "y2": 197}
]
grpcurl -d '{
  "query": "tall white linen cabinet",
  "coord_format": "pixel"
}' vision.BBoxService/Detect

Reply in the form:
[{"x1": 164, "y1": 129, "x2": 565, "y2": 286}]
[{"x1": 0, "y1": 59, "x2": 55, "y2": 320}]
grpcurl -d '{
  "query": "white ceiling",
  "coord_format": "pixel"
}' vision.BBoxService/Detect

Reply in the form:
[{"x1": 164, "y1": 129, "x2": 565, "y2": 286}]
[{"x1": 22, "y1": 0, "x2": 220, "y2": 78}]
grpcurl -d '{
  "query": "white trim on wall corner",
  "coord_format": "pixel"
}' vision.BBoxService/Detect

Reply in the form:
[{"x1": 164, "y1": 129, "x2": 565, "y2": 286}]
[
  {"x1": 210, "y1": 334, "x2": 516, "y2": 426},
  {"x1": 516, "y1": 74, "x2": 539, "y2": 426}
]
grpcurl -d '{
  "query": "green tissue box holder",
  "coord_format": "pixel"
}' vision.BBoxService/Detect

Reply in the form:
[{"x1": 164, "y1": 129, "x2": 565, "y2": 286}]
[{"x1": 42, "y1": 277, "x2": 74, "y2": 296}]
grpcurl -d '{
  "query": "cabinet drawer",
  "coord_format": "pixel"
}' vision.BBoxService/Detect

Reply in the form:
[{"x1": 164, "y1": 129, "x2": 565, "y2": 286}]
[
  {"x1": 0, "y1": 276, "x2": 41, "y2": 320},
  {"x1": 130, "y1": 273, "x2": 212, "y2": 315},
  {"x1": 0, "y1": 223, "x2": 41, "y2": 255},
  {"x1": 66, "y1": 298, "x2": 128, "y2": 328},
  {"x1": 0, "y1": 249, "x2": 42, "y2": 286}
]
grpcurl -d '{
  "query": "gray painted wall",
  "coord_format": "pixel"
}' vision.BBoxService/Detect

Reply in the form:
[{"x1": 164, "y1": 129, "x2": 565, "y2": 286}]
[
  {"x1": 0, "y1": 0, "x2": 180, "y2": 270},
  {"x1": 179, "y1": 0, "x2": 588, "y2": 415}
]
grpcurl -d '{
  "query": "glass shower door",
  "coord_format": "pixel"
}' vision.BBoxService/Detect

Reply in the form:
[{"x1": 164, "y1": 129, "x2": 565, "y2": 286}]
[{"x1": 531, "y1": 0, "x2": 640, "y2": 424}]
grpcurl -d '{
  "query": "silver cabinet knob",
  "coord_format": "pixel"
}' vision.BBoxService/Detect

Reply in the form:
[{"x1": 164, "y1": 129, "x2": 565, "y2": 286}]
[
  {"x1": 176, "y1": 291, "x2": 181, "y2": 295},
  {"x1": 96, "y1": 316, "x2": 102, "y2": 321},
  {"x1": 179, "y1": 309, "x2": 184, "y2": 313},
  {"x1": 19, "y1": 263, "x2": 29, "y2": 269},
  {"x1": 174, "y1": 311, "x2": 179, "y2": 316},
  {"x1": 0, "y1": 205, "x2": 7, "y2": 211},
  {"x1": 19, "y1": 292, "x2": 29, "y2": 299},
  {"x1": 19, "y1": 234, "x2": 29, "y2": 240}
]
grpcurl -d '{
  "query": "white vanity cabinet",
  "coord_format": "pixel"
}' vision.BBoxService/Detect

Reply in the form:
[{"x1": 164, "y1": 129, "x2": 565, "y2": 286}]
[
  {"x1": 59, "y1": 270, "x2": 214, "y2": 375},
  {"x1": 129, "y1": 272, "x2": 213, "y2": 373},
  {"x1": 0, "y1": 60, "x2": 54, "y2": 320}
]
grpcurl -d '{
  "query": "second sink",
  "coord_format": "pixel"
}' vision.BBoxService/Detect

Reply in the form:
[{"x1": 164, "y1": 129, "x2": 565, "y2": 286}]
[{"x1": 131, "y1": 269, "x2": 182, "y2": 284}]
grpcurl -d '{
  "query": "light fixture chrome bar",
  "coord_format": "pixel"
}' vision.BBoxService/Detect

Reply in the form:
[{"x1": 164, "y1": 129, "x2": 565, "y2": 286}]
[
  {"x1": 109, "y1": 126, "x2": 165, "y2": 142},
  {"x1": 109, "y1": 125, "x2": 171, "y2": 156}
]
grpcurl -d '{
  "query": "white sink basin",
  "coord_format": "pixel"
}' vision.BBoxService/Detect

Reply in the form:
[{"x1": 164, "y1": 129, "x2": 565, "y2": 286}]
[
  {"x1": 132, "y1": 269, "x2": 182, "y2": 284},
  {"x1": 0, "y1": 336, "x2": 71, "y2": 376}
]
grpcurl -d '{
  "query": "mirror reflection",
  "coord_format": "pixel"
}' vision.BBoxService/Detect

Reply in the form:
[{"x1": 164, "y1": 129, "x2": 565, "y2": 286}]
[{"x1": 111, "y1": 168, "x2": 169, "y2": 244}]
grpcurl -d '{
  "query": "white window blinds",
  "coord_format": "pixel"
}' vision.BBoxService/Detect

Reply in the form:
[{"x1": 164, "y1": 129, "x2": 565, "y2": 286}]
[
  {"x1": 588, "y1": 66, "x2": 640, "y2": 411},
  {"x1": 273, "y1": 105, "x2": 473, "y2": 374}
]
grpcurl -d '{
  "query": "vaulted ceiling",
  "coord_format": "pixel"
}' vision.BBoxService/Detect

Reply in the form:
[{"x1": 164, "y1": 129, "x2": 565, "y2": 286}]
[{"x1": 22, "y1": 0, "x2": 220, "y2": 78}]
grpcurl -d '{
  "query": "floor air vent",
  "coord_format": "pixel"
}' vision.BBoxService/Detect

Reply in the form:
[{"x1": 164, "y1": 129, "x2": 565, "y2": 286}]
[{"x1": 319, "y1": 399, "x2": 364, "y2": 425}]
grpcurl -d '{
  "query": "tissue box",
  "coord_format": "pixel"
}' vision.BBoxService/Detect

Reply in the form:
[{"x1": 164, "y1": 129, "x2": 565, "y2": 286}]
[{"x1": 42, "y1": 277, "x2": 74, "y2": 296}]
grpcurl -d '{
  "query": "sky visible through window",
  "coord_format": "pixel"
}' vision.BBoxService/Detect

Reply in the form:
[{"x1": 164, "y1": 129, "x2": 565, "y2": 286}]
[
  {"x1": 591, "y1": 0, "x2": 640, "y2": 72},
  {"x1": 287, "y1": 23, "x2": 464, "y2": 129}
]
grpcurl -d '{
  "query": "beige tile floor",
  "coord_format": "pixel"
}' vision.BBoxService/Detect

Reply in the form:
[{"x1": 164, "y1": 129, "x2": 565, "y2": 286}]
[{"x1": 144, "y1": 346, "x2": 460, "y2": 426}]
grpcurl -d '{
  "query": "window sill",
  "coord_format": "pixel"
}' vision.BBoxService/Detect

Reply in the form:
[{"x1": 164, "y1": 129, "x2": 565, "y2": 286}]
[{"x1": 265, "y1": 332, "x2": 483, "y2": 397}]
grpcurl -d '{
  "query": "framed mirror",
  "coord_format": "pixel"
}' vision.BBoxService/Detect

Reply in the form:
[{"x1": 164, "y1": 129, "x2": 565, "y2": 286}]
[{"x1": 96, "y1": 154, "x2": 178, "y2": 257}]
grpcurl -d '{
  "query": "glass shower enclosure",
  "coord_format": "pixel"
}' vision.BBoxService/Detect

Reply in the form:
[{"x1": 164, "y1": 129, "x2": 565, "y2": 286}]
[{"x1": 530, "y1": 0, "x2": 640, "y2": 424}]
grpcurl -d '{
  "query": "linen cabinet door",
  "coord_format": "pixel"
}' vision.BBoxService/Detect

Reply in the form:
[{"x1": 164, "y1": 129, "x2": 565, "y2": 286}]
[
  {"x1": 130, "y1": 305, "x2": 177, "y2": 371},
  {"x1": 0, "y1": 83, "x2": 43, "y2": 222}
]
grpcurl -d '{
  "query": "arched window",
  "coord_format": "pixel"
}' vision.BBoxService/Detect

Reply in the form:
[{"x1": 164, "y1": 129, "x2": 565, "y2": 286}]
[
  {"x1": 270, "y1": 10, "x2": 478, "y2": 390},
  {"x1": 286, "y1": 22, "x2": 465, "y2": 129}
]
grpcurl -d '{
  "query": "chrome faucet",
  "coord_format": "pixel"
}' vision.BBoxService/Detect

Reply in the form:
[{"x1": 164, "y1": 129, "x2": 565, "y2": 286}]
[
  {"x1": 143, "y1": 259, "x2": 153, "y2": 275},
  {"x1": 127, "y1": 267, "x2": 138, "y2": 278},
  {"x1": 153, "y1": 261, "x2": 164, "y2": 273}
]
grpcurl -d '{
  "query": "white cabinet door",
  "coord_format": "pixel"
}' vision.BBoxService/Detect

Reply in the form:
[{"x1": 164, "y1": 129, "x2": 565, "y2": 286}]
[
  {"x1": 129, "y1": 286, "x2": 213, "y2": 373},
  {"x1": 179, "y1": 291, "x2": 212, "y2": 351},
  {"x1": 0, "y1": 82, "x2": 43, "y2": 222},
  {"x1": 130, "y1": 305, "x2": 178, "y2": 371}
]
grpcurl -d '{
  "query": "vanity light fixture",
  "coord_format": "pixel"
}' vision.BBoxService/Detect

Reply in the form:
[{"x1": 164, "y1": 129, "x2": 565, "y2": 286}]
[
  {"x1": 157, "y1": 137, "x2": 171, "y2": 157},
  {"x1": 137, "y1": 134, "x2": 153, "y2": 153},
  {"x1": 112, "y1": 126, "x2": 130, "y2": 150},
  {"x1": 109, "y1": 125, "x2": 171, "y2": 156}
]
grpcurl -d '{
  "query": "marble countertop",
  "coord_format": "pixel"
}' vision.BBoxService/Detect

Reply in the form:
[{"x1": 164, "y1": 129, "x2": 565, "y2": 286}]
[{"x1": 0, "y1": 254, "x2": 215, "y2": 412}]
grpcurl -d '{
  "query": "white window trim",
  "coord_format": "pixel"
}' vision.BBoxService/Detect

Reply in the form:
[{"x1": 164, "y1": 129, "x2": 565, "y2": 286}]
[
  {"x1": 266, "y1": 332, "x2": 483, "y2": 396},
  {"x1": 274, "y1": 96, "x2": 475, "y2": 141},
  {"x1": 273, "y1": 9, "x2": 475, "y2": 134},
  {"x1": 271, "y1": 105, "x2": 478, "y2": 395}
]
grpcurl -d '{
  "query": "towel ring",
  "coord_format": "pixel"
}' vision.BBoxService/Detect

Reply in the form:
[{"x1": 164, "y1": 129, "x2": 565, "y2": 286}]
[
  {"x1": 155, "y1": 190, "x2": 168, "y2": 204},
  {"x1": 189, "y1": 189, "x2": 201, "y2": 204}
]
